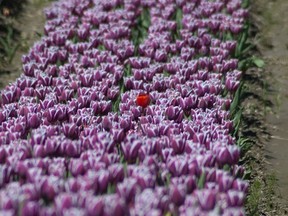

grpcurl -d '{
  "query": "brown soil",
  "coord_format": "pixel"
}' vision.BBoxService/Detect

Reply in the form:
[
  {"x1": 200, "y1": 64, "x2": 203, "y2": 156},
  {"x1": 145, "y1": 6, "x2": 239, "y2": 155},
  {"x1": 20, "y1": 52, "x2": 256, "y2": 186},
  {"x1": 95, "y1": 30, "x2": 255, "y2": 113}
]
[
  {"x1": 243, "y1": 0, "x2": 288, "y2": 214},
  {"x1": 256, "y1": 0, "x2": 288, "y2": 201}
]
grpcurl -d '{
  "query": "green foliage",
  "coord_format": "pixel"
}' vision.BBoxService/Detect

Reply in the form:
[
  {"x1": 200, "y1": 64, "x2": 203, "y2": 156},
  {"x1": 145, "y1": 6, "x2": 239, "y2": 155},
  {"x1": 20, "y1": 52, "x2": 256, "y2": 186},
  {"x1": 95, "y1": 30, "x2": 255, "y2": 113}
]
[
  {"x1": 124, "y1": 64, "x2": 131, "y2": 77},
  {"x1": 247, "y1": 179, "x2": 262, "y2": 215},
  {"x1": 246, "y1": 173, "x2": 278, "y2": 215},
  {"x1": 238, "y1": 56, "x2": 265, "y2": 71},
  {"x1": 172, "y1": 7, "x2": 183, "y2": 41},
  {"x1": 237, "y1": 137, "x2": 251, "y2": 154},
  {"x1": 230, "y1": 82, "x2": 244, "y2": 117},
  {"x1": 242, "y1": 0, "x2": 250, "y2": 9},
  {"x1": 0, "y1": 26, "x2": 19, "y2": 63},
  {"x1": 165, "y1": 173, "x2": 171, "y2": 187},
  {"x1": 223, "y1": 164, "x2": 231, "y2": 172},
  {"x1": 107, "y1": 183, "x2": 116, "y2": 194},
  {"x1": 235, "y1": 25, "x2": 249, "y2": 58},
  {"x1": 131, "y1": 7, "x2": 150, "y2": 55},
  {"x1": 197, "y1": 170, "x2": 206, "y2": 189},
  {"x1": 252, "y1": 57, "x2": 265, "y2": 68},
  {"x1": 112, "y1": 73, "x2": 125, "y2": 113}
]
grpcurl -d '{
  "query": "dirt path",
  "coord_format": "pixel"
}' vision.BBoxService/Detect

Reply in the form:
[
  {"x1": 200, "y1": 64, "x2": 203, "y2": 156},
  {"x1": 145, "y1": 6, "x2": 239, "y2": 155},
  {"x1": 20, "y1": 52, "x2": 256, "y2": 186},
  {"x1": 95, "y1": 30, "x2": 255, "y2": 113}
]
[
  {"x1": 0, "y1": 0, "x2": 51, "y2": 88},
  {"x1": 256, "y1": 0, "x2": 288, "y2": 202}
]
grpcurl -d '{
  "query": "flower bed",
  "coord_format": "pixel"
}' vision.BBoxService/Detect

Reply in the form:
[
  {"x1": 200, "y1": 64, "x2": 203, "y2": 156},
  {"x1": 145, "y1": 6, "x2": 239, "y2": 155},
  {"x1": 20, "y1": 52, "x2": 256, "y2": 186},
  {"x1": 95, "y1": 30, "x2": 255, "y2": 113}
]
[{"x1": 0, "y1": 0, "x2": 249, "y2": 215}]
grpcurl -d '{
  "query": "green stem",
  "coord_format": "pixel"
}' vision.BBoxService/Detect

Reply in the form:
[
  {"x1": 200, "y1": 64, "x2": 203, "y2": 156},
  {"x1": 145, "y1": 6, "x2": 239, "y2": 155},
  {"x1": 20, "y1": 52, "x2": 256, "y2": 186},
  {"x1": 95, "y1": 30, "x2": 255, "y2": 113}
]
[
  {"x1": 172, "y1": 7, "x2": 183, "y2": 41},
  {"x1": 131, "y1": 7, "x2": 150, "y2": 56}
]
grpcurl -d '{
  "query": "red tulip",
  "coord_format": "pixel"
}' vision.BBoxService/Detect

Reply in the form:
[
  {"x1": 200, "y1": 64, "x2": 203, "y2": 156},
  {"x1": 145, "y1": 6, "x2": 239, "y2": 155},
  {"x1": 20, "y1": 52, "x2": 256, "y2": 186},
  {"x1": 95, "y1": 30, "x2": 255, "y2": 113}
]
[{"x1": 136, "y1": 93, "x2": 150, "y2": 108}]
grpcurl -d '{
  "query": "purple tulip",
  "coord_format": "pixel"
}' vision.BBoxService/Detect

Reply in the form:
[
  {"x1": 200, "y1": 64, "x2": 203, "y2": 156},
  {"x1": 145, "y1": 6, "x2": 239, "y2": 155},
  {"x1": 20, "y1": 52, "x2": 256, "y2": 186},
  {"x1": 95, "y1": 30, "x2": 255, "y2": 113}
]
[
  {"x1": 116, "y1": 178, "x2": 139, "y2": 203},
  {"x1": 226, "y1": 190, "x2": 245, "y2": 207},
  {"x1": 103, "y1": 194, "x2": 126, "y2": 216},
  {"x1": 39, "y1": 207, "x2": 57, "y2": 216},
  {"x1": 170, "y1": 135, "x2": 186, "y2": 154},
  {"x1": 54, "y1": 193, "x2": 74, "y2": 210},
  {"x1": 0, "y1": 165, "x2": 11, "y2": 187},
  {"x1": 108, "y1": 163, "x2": 125, "y2": 184},
  {"x1": 232, "y1": 165, "x2": 245, "y2": 178},
  {"x1": 97, "y1": 170, "x2": 110, "y2": 193},
  {"x1": 134, "y1": 171, "x2": 156, "y2": 190},
  {"x1": 225, "y1": 78, "x2": 240, "y2": 92},
  {"x1": 0, "y1": 148, "x2": 7, "y2": 163},
  {"x1": 102, "y1": 116, "x2": 112, "y2": 131},
  {"x1": 27, "y1": 113, "x2": 41, "y2": 129},
  {"x1": 63, "y1": 123, "x2": 80, "y2": 139},
  {"x1": 21, "y1": 183, "x2": 40, "y2": 201},
  {"x1": 154, "y1": 49, "x2": 167, "y2": 62},
  {"x1": 59, "y1": 140, "x2": 80, "y2": 157},
  {"x1": 161, "y1": 148, "x2": 175, "y2": 162},
  {"x1": 167, "y1": 157, "x2": 189, "y2": 177},
  {"x1": 222, "y1": 207, "x2": 245, "y2": 216},
  {"x1": 69, "y1": 159, "x2": 86, "y2": 176},
  {"x1": 85, "y1": 196, "x2": 104, "y2": 216},
  {"x1": 121, "y1": 139, "x2": 142, "y2": 163},
  {"x1": 216, "y1": 146, "x2": 240, "y2": 166},
  {"x1": 0, "y1": 210, "x2": 14, "y2": 216},
  {"x1": 22, "y1": 63, "x2": 37, "y2": 77},
  {"x1": 169, "y1": 184, "x2": 186, "y2": 206},
  {"x1": 232, "y1": 179, "x2": 249, "y2": 193},
  {"x1": 40, "y1": 176, "x2": 63, "y2": 201},
  {"x1": 65, "y1": 178, "x2": 80, "y2": 193},
  {"x1": 218, "y1": 174, "x2": 234, "y2": 192},
  {"x1": 134, "y1": 189, "x2": 159, "y2": 213},
  {"x1": 196, "y1": 189, "x2": 216, "y2": 211},
  {"x1": 21, "y1": 201, "x2": 40, "y2": 216}
]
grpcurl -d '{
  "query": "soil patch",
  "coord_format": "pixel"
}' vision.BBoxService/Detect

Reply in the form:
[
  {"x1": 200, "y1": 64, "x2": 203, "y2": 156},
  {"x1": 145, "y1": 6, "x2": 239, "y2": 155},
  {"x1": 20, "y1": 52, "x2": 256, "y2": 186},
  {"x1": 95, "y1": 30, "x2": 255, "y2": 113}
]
[
  {"x1": 243, "y1": 0, "x2": 288, "y2": 214},
  {"x1": 256, "y1": 0, "x2": 288, "y2": 202}
]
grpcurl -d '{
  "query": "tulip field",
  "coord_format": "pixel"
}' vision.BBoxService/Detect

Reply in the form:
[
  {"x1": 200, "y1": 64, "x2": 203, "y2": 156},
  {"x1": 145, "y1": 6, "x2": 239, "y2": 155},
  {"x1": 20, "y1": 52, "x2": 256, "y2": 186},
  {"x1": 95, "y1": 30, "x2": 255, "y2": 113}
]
[{"x1": 0, "y1": 0, "x2": 250, "y2": 215}]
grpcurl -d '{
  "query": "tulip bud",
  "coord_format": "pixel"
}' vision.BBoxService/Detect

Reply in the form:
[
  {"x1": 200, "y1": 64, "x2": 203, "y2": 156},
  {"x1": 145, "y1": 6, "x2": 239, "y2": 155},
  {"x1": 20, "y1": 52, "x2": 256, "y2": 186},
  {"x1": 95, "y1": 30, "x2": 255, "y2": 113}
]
[
  {"x1": 27, "y1": 113, "x2": 41, "y2": 129},
  {"x1": 116, "y1": 178, "x2": 138, "y2": 203},
  {"x1": 33, "y1": 145, "x2": 46, "y2": 158},
  {"x1": 121, "y1": 139, "x2": 142, "y2": 163},
  {"x1": 196, "y1": 189, "x2": 216, "y2": 211},
  {"x1": 103, "y1": 195, "x2": 126, "y2": 216},
  {"x1": 167, "y1": 157, "x2": 189, "y2": 177},
  {"x1": 97, "y1": 170, "x2": 110, "y2": 193},
  {"x1": 108, "y1": 163, "x2": 124, "y2": 184},
  {"x1": 226, "y1": 190, "x2": 245, "y2": 207},
  {"x1": 232, "y1": 179, "x2": 249, "y2": 193},
  {"x1": 69, "y1": 159, "x2": 86, "y2": 177},
  {"x1": 218, "y1": 174, "x2": 234, "y2": 192},
  {"x1": 63, "y1": 123, "x2": 80, "y2": 140},
  {"x1": 169, "y1": 184, "x2": 186, "y2": 206},
  {"x1": 21, "y1": 201, "x2": 40, "y2": 216},
  {"x1": 86, "y1": 197, "x2": 104, "y2": 216}
]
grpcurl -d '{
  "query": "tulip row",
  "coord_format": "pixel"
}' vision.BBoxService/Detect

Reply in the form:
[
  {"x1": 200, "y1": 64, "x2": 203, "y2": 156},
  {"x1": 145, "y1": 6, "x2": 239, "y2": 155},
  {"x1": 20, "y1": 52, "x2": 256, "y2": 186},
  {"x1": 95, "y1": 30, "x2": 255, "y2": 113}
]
[
  {"x1": 116, "y1": 0, "x2": 247, "y2": 215},
  {"x1": 0, "y1": 0, "x2": 249, "y2": 215}
]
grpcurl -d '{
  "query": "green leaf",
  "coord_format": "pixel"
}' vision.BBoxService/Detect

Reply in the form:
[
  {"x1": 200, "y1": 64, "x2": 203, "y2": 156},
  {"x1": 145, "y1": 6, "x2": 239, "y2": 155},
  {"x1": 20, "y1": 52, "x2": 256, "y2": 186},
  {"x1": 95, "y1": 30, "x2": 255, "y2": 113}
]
[
  {"x1": 176, "y1": 8, "x2": 183, "y2": 29},
  {"x1": 230, "y1": 82, "x2": 243, "y2": 116},
  {"x1": 223, "y1": 164, "x2": 231, "y2": 172},
  {"x1": 197, "y1": 170, "x2": 206, "y2": 189},
  {"x1": 165, "y1": 173, "x2": 171, "y2": 187},
  {"x1": 8, "y1": 43, "x2": 20, "y2": 63},
  {"x1": 235, "y1": 29, "x2": 248, "y2": 57},
  {"x1": 253, "y1": 58, "x2": 265, "y2": 68},
  {"x1": 35, "y1": 31, "x2": 43, "y2": 38},
  {"x1": 107, "y1": 183, "x2": 116, "y2": 194},
  {"x1": 233, "y1": 109, "x2": 242, "y2": 137},
  {"x1": 0, "y1": 37, "x2": 9, "y2": 53}
]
